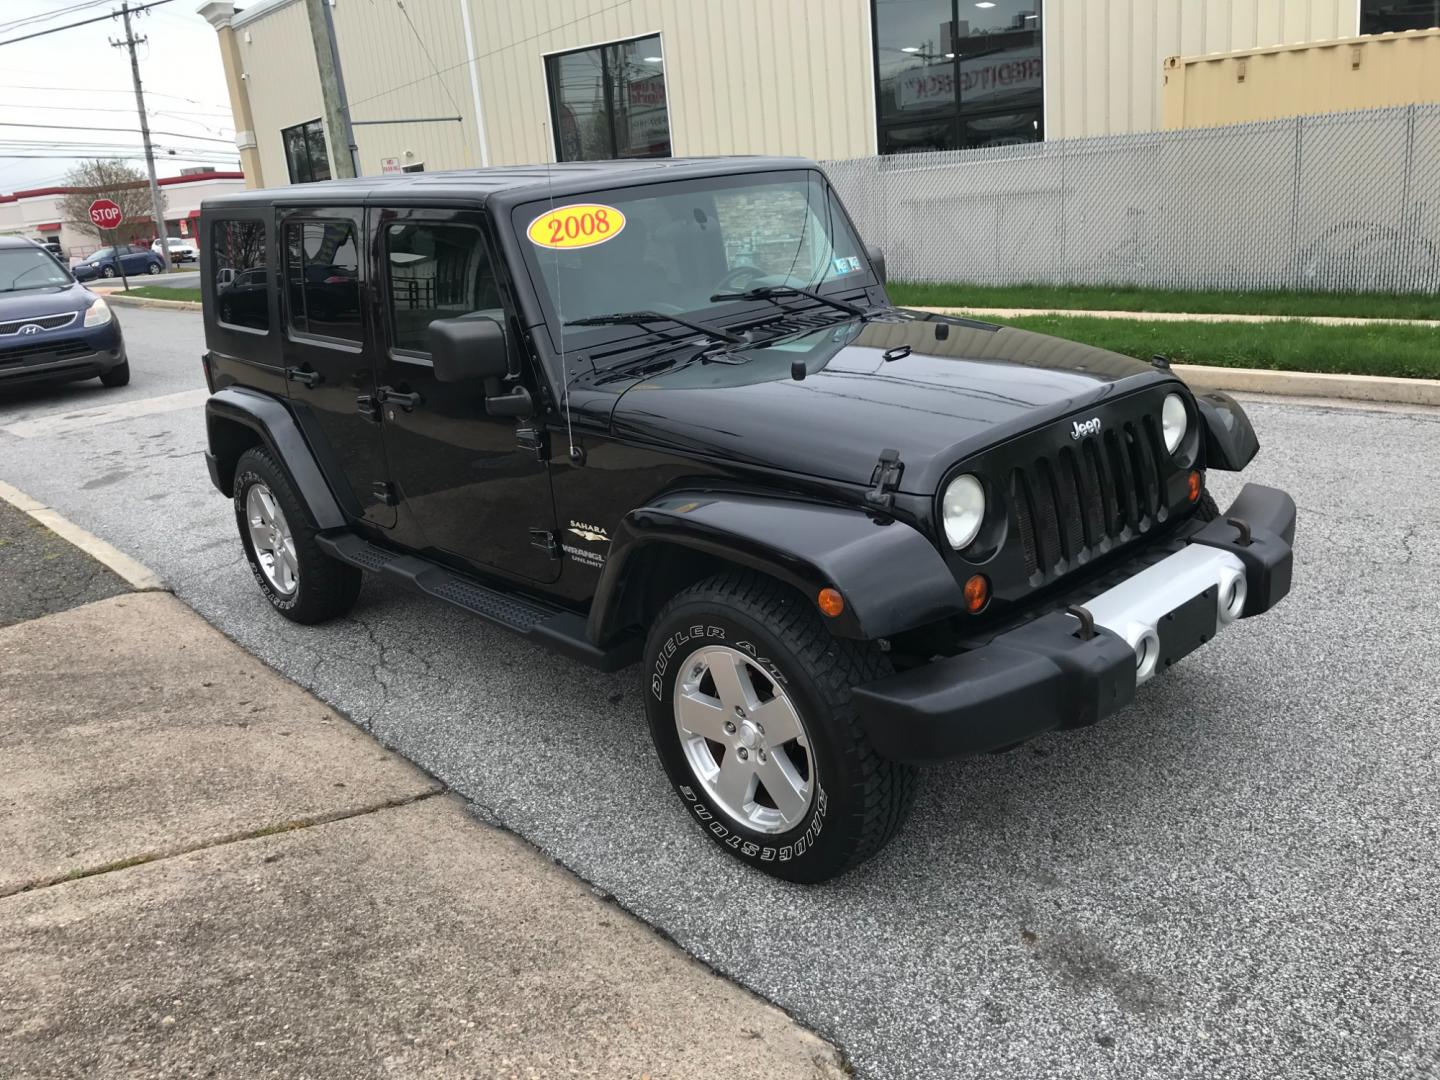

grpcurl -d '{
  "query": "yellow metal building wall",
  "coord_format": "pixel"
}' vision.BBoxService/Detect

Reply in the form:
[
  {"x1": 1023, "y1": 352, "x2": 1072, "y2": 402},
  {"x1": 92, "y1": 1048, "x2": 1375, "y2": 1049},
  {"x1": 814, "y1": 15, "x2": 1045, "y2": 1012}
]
[
  {"x1": 1046, "y1": 0, "x2": 1359, "y2": 138},
  {"x1": 1161, "y1": 28, "x2": 1440, "y2": 128}
]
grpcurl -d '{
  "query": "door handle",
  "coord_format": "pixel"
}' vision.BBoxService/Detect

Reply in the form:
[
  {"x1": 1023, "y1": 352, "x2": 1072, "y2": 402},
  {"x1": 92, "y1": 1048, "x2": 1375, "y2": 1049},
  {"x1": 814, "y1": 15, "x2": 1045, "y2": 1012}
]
[
  {"x1": 285, "y1": 366, "x2": 321, "y2": 389},
  {"x1": 377, "y1": 386, "x2": 422, "y2": 411}
]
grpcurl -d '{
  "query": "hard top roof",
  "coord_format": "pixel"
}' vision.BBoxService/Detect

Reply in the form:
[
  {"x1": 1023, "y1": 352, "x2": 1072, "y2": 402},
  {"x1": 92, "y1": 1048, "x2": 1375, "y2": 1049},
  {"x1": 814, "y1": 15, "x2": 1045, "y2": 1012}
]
[{"x1": 201, "y1": 156, "x2": 820, "y2": 213}]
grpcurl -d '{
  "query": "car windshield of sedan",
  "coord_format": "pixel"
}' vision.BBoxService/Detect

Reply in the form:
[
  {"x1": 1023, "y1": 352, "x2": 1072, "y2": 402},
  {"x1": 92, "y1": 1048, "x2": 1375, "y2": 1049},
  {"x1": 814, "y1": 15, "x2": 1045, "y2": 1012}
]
[
  {"x1": 0, "y1": 247, "x2": 73, "y2": 292},
  {"x1": 515, "y1": 170, "x2": 871, "y2": 351}
]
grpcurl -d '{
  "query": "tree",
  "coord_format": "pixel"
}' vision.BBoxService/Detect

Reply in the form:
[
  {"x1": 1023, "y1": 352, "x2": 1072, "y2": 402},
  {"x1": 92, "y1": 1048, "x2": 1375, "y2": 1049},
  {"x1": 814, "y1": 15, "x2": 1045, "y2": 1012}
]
[{"x1": 59, "y1": 160, "x2": 166, "y2": 245}]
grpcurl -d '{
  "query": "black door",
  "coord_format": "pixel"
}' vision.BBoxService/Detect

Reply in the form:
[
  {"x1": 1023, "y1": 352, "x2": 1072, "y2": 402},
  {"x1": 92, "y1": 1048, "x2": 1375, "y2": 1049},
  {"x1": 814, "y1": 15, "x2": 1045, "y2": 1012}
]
[
  {"x1": 278, "y1": 207, "x2": 394, "y2": 528},
  {"x1": 371, "y1": 206, "x2": 559, "y2": 583}
]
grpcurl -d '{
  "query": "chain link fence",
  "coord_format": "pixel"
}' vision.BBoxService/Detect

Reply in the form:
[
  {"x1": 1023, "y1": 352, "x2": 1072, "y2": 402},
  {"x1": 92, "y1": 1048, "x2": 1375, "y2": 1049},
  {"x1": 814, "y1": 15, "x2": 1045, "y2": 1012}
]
[{"x1": 825, "y1": 104, "x2": 1440, "y2": 295}]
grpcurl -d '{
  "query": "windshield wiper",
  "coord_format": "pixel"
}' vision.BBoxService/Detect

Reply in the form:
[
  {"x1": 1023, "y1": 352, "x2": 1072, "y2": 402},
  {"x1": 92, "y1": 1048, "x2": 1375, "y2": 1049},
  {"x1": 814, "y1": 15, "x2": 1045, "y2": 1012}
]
[
  {"x1": 708, "y1": 285, "x2": 868, "y2": 318},
  {"x1": 566, "y1": 310, "x2": 744, "y2": 345}
]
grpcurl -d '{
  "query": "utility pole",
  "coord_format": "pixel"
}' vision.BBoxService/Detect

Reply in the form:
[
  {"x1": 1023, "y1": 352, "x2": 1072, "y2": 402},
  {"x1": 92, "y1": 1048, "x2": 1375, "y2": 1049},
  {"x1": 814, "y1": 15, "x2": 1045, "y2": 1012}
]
[
  {"x1": 111, "y1": 2, "x2": 170, "y2": 271},
  {"x1": 304, "y1": 0, "x2": 360, "y2": 178}
]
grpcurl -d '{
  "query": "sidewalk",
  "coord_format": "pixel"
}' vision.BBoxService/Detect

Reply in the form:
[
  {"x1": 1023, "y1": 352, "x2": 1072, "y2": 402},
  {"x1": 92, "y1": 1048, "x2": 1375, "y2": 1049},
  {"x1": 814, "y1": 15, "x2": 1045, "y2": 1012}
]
[{"x1": 0, "y1": 503, "x2": 845, "y2": 1078}]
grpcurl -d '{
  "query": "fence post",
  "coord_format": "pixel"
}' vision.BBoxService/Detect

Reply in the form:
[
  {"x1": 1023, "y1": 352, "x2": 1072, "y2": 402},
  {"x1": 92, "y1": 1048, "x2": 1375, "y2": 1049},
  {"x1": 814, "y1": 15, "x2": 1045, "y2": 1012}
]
[
  {"x1": 1399, "y1": 104, "x2": 1416, "y2": 294},
  {"x1": 1288, "y1": 115, "x2": 1304, "y2": 291}
]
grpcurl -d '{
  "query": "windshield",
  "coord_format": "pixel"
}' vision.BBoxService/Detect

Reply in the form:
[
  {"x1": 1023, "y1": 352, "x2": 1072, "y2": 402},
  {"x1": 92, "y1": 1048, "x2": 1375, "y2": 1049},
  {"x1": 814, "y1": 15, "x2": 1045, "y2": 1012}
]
[
  {"x1": 85, "y1": 248, "x2": 112, "y2": 262},
  {"x1": 0, "y1": 247, "x2": 72, "y2": 291},
  {"x1": 515, "y1": 170, "x2": 870, "y2": 352}
]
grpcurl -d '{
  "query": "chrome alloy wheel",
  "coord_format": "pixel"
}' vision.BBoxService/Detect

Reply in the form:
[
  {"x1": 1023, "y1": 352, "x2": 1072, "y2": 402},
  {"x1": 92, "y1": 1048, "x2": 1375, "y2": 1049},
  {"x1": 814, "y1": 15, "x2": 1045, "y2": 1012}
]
[
  {"x1": 672, "y1": 645, "x2": 814, "y2": 834},
  {"x1": 245, "y1": 483, "x2": 298, "y2": 596}
]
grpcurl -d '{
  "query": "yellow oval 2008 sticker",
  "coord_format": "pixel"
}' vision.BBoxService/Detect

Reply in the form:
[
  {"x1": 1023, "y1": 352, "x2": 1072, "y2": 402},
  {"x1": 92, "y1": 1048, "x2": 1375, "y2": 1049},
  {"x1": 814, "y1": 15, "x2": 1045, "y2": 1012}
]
[{"x1": 527, "y1": 203, "x2": 626, "y2": 250}]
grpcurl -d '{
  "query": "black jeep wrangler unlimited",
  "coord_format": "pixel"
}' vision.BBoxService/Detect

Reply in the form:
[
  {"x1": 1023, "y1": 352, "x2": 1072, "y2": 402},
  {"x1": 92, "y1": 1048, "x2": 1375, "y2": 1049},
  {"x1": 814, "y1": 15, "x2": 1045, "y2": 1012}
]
[{"x1": 200, "y1": 158, "x2": 1295, "y2": 883}]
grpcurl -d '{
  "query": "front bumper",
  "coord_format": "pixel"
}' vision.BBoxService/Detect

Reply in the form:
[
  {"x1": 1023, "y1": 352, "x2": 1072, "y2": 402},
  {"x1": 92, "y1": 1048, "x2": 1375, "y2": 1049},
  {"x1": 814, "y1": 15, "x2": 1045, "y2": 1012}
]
[
  {"x1": 0, "y1": 320, "x2": 126, "y2": 387},
  {"x1": 854, "y1": 483, "x2": 1296, "y2": 763}
]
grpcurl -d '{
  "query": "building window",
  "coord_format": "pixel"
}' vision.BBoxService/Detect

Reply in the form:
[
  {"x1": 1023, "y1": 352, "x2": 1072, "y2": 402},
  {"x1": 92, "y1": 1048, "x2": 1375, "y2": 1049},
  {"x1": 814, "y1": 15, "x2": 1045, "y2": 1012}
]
[
  {"x1": 872, "y1": 0, "x2": 1043, "y2": 154},
  {"x1": 283, "y1": 220, "x2": 361, "y2": 341},
  {"x1": 546, "y1": 34, "x2": 671, "y2": 162},
  {"x1": 1361, "y1": 1, "x2": 1440, "y2": 33},
  {"x1": 211, "y1": 219, "x2": 269, "y2": 332},
  {"x1": 385, "y1": 223, "x2": 501, "y2": 352},
  {"x1": 282, "y1": 119, "x2": 331, "y2": 184}
]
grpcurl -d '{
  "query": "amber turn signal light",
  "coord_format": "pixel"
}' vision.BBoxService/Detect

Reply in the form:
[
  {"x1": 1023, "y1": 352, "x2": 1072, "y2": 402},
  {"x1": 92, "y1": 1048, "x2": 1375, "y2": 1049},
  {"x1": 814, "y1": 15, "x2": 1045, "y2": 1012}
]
[
  {"x1": 963, "y1": 573, "x2": 990, "y2": 614},
  {"x1": 1187, "y1": 470, "x2": 1202, "y2": 503},
  {"x1": 817, "y1": 587, "x2": 845, "y2": 618}
]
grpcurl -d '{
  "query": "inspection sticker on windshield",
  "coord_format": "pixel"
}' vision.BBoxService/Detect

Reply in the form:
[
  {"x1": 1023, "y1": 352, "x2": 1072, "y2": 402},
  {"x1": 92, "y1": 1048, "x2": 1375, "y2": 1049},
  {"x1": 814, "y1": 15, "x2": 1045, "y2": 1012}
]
[
  {"x1": 832, "y1": 255, "x2": 862, "y2": 275},
  {"x1": 527, "y1": 204, "x2": 627, "y2": 250}
]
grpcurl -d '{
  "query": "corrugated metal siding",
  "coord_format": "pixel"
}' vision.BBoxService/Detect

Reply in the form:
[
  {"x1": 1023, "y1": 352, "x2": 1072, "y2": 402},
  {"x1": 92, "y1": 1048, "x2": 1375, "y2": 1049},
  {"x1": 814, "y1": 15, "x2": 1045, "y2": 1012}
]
[
  {"x1": 468, "y1": 0, "x2": 874, "y2": 165},
  {"x1": 236, "y1": 0, "x2": 875, "y2": 182},
  {"x1": 1047, "y1": 0, "x2": 1359, "y2": 139},
  {"x1": 239, "y1": 0, "x2": 482, "y2": 184}
]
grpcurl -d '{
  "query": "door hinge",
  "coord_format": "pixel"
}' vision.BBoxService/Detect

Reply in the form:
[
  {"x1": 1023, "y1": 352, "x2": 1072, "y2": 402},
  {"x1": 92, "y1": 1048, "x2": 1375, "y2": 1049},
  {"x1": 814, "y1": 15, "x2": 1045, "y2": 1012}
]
[
  {"x1": 372, "y1": 481, "x2": 399, "y2": 507},
  {"x1": 864, "y1": 448, "x2": 904, "y2": 512},
  {"x1": 529, "y1": 528, "x2": 561, "y2": 559},
  {"x1": 356, "y1": 393, "x2": 380, "y2": 421},
  {"x1": 516, "y1": 424, "x2": 549, "y2": 460}
]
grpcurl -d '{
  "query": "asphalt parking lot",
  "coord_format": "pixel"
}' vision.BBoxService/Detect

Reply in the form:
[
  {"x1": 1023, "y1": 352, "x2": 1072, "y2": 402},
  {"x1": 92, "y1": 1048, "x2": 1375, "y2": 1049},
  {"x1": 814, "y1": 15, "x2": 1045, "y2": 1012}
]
[{"x1": 3, "y1": 306, "x2": 1437, "y2": 1080}]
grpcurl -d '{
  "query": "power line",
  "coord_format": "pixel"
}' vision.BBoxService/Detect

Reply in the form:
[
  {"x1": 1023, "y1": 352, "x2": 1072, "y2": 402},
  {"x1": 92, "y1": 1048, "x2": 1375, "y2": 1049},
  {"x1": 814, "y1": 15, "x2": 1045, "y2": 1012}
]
[
  {"x1": 0, "y1": 84, "x2": 229, "y2": 110},
  {"x1": 347, "y1": 0, "x2": 636, "y2": 110},
  {"x1": 0, "y1": 0, "x2": 115, "y2": 34},
  {"x1": 0, "y1": 121, "x2": 234, "y2": 144},
  {"x1": 0, "y1": 0, "x2": 174, "y2": 48}
]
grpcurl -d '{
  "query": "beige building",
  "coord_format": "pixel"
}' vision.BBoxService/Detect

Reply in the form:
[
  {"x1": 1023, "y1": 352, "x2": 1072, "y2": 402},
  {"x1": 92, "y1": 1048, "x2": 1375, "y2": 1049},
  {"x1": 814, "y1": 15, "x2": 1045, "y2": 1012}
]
[{"x1": 199, "y1": 0, "x2": 1438, "y2": 187}]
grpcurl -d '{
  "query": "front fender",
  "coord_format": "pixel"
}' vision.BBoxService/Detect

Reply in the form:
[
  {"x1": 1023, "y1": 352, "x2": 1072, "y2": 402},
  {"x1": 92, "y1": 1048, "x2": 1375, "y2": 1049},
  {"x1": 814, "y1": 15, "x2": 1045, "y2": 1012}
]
[
  {"x1": 1196, "y1": 390, "x2": 1260, "y2": 471},
  {"x1": 589, "y1": 491, "x2": 965, "y2": 643}
]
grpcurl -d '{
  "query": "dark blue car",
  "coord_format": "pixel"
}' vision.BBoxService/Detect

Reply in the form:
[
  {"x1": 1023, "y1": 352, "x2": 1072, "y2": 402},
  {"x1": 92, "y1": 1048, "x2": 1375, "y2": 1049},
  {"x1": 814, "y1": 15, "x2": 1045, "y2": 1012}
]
[
  {"x1": 0, "y1": 236, "x2": 129, "y2": 389},
  {"x1": 71, "y1": 243, "x2": 165, "y2": 282}
]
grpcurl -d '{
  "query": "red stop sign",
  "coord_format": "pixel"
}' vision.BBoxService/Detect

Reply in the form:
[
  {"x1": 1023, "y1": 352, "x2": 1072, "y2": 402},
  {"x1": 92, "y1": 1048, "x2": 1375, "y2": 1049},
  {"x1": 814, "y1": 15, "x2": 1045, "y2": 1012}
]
[{"x1": 88, "y1": 198, "x2": 123, "y2": 230}]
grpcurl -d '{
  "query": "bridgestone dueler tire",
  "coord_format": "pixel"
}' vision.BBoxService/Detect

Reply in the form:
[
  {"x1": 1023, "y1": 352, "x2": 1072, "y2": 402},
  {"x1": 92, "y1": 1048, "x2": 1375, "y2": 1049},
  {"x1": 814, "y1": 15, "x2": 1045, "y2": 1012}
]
[
  {"x1": 643, "y1": 571, "x2": 918, "y2": 884},
  {"x1": 233, "y1": 447, "x2": 361, "y2": 625}
]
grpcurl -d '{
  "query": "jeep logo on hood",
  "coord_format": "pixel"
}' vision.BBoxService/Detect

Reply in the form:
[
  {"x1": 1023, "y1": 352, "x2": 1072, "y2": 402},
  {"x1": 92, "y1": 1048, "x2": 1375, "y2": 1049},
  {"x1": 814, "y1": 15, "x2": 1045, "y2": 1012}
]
[{"x1": 1070, "y1": 417, "x2": 1102, "y2": 440}]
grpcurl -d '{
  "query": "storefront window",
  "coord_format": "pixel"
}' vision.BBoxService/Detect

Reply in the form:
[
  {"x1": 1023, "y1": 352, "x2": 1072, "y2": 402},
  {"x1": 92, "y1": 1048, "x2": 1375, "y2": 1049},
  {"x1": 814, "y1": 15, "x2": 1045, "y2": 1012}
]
[
  {"x1": 1361, "y1": 1, "x2": 1440, "y2": 33},
  {"x1": 547, "y1": 34, "x2": 671, "y2": 162},
  {"x1": 281, "y1": 119, "x2": 331, "y2": 185},
  {"x1": 873, "y1": 0, "x2": 1043, "y2": 154}
]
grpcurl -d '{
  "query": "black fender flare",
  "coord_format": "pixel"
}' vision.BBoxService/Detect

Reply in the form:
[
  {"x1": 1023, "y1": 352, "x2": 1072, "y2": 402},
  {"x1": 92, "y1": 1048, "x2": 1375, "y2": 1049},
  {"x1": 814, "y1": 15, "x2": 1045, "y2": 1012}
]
[
  {"x1": 1196, "y1": 390, "x2": 1260, "y2": 471},
  {"x1": 204, "y1": 387, "x2": 345, "y2": 529},
  {"x1": 588, "y1": 491, "x2": 966, "y2": 643}
]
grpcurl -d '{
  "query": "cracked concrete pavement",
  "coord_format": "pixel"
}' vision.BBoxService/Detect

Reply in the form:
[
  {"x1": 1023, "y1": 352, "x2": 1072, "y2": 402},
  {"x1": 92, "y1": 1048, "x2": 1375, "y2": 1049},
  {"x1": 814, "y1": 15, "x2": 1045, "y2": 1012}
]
[{"x1": 2, "y1": 306, "x2": 1438, "y2": 1080}]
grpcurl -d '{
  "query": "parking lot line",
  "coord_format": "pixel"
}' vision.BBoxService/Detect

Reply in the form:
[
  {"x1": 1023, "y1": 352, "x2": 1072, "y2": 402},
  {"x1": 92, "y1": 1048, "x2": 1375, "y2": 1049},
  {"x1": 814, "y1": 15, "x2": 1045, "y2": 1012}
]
[{"x1": 0, "y1": 388, "x2": 209, "y2": 440}]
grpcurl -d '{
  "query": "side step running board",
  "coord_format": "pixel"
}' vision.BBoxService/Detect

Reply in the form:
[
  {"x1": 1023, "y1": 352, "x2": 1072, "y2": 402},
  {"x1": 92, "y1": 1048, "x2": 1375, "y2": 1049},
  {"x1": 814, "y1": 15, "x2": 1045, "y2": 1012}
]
[{"x1": 316, "y1": 531, "x2": 641, "y2": 673}]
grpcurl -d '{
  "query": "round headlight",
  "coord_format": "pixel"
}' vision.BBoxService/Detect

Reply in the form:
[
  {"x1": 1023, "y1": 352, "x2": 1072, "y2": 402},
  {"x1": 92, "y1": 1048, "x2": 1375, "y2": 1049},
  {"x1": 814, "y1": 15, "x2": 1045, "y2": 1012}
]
[
  {"x1": 942, "y1": 474, "x2": 986, "y2": 550},
  {"x1": 1162, "y1": 393, "x2": 1188, "y2": 455}
]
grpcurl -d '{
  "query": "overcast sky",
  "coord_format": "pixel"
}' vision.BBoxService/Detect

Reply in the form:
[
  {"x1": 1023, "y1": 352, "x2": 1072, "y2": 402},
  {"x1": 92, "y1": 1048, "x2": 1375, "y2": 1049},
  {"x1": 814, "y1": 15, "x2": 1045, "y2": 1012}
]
[{"x1": 0, "y1": 0, "x2": 236, "y2": 194}]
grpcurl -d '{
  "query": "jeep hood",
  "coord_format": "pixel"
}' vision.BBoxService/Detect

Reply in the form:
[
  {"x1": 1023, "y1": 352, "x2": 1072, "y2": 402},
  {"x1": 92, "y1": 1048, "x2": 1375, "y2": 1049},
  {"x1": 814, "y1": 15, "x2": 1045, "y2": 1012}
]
[{"x1": 608, "y1": 313, "x2": 1175, "y2": 493}]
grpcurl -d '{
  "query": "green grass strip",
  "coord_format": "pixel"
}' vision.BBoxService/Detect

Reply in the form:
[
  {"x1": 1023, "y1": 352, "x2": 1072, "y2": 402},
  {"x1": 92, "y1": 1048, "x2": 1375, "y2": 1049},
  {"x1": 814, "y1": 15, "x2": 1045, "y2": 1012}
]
[
  {"x1": 890, "y1": 282, "x2": 1440, "y2": 321},
  {"x1": 987, "y1": 313, "x2": 1440, "y2": 379},
  {"x1": 119, "y1": 286, "x2": 201, "y2": 302}
]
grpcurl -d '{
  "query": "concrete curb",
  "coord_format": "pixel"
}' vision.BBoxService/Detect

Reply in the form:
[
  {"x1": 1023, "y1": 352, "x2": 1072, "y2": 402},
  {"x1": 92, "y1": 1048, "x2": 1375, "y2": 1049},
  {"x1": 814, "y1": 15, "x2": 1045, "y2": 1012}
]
[
  {"x1": 1170, "y1": 363, "x2": 1440, "y2": 407},
  {"x1": 104, "y1": 293, "x2": 202, "y2": 312},
  {"x1": 0, "y1": 479, "x2": 165, "y2": 591},
  {"x1": 915, "y1": 304, "x2": 1440, "y2": 328}
]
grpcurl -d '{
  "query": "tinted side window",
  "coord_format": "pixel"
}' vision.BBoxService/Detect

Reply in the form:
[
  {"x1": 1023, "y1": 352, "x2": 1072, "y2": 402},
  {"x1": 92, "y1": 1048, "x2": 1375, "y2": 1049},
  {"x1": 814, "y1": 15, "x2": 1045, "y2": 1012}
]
[
  {"x1": 385, "y1": 223, "x2": 501, "y2": 352},
  {"x1": 211, "y1": 219, "x2": 269, "y2": 332},
  {"x1": 283, "y1": 220, "x2": 362, "y2": 342}
]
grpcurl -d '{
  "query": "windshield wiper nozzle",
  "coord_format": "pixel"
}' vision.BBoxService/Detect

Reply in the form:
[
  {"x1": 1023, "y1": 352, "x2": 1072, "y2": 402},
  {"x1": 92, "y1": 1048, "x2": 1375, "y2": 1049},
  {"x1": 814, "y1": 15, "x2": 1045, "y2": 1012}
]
[
  {"x1": 709, "y1": 285, "x2": 868, "y2": 317},
  {"x1": 566, "y1": 310, "x2": 744, "y2": 345}
]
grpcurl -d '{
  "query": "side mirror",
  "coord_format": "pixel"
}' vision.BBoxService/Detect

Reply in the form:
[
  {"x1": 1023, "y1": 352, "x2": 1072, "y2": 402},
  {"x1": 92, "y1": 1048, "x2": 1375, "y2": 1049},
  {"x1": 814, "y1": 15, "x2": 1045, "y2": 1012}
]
[
  {"x1": 427, "y1": 315, "x2": 533, "y2": 417},
  {"x1": 428, "y1": 316, "x2": 510, "y2": 383},
  {"x1": 866, "y1": 245, "x2": 887, "y2": 285}
]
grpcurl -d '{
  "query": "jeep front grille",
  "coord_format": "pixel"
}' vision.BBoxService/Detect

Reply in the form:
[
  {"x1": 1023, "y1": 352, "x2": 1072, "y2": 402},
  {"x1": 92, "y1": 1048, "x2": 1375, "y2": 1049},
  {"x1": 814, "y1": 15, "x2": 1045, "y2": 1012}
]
[{"x1": 1010, "y1": 416, "x2": 1171, "y2": 579}]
